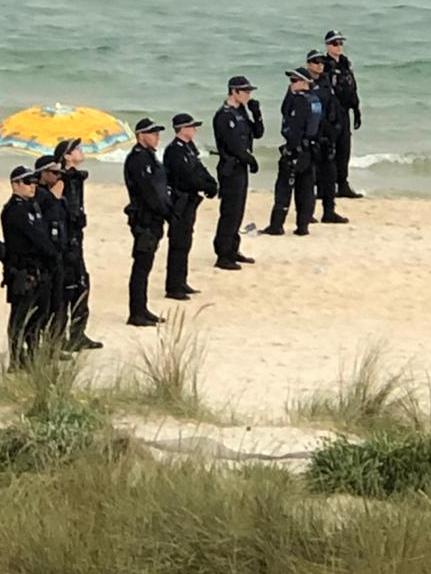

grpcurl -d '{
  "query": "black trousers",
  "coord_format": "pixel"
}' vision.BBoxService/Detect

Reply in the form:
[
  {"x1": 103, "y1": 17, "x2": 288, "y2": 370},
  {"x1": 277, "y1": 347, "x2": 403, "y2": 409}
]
[
  {"x1": 63, "y1": 250, "x2": 90, "y2": 344},
  {"x1": 166, "y1": 197, "x2": 201, "y2": 293},
  {"x1": 316, "y1": 145, "x2": 337, "y2": 215},
  {"x1": 7, "y1": 275, "x2": 51, "y2": 367},
  {"x1": 213, "y1": 165, "x2": 248, "y2": 261},
  {"x1": 336, "y1": 109, "x2": 351, "y2": 186},
  {"x1": 268, "y1": 156, "x2": 315, "y2": 232},
  {"x1": 129, "y1": 226, "x2": 161, "y2": 319}
]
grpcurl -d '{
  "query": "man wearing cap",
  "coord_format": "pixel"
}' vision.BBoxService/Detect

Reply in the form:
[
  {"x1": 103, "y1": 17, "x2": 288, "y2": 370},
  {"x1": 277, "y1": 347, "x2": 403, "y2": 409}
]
[
  {"x1": 307, "y1": 50, "x2": 349, "y2": 224},
  {"x1": 163, "y1": 113, "x2": 217, "y2": 299},
  {"x1": 261, "y1": 67, "x2": 322, "y2": 236},
  {"x1": 124, "y1": 117, "x2": 172, "y2": 326},
  {"x1": 324, "y1": 30, "x2": 363, "y2": 199},
  {"x1": 53, "y1": 139, "x2": 102, "y2": 351},
  {"x1": 34, "y1": 155, "x2": 69, "y2": 335},
  {"x1": 212, "y1": 76, "x2": 264, "y2": 270},
  {"x1": 1, "y1": 166, "x2": 58, "y2": 368}
]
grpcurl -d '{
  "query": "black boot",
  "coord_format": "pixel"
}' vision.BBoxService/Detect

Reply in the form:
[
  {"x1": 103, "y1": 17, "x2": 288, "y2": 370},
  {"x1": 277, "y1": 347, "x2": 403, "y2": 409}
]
[
  {"x1": 127, "y1": 316, "x2": 157, "y2": 327},
  {"x1": 183, "y1": 284, "x2": 201, "y2": 295},
  {"x1": 236, "y1": 252, "x2": 255, "y2": 264},
  {"x1": 321, "y1": 212, "x2": 349, "y2": 224},
  {"x1": 215, "y1": 258, "x2": 242, "y2": 270},
  {"x1": 293, "y1": 227, "x2": 310, "y2": 236},
  {"x1": 260, "y1": 207, "x2": 287, "y2": 235},
  {"x1": 336, "y1": 183, "x2": 363, "y2": 199}
]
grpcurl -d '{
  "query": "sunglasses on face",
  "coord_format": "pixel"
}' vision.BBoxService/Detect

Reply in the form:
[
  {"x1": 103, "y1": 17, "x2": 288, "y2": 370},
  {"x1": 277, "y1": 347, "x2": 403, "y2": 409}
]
[
  {"x1": 329, "y1": 40, "x2": 343, "y2": 47},
  {"x1": 310, "y1": 59, "x2": 325, "y2": 65},
  {"x1": 22, "y1": 178, "x2": 37, "y2": 185},
  {"x1": 48, "y1": 170, "x2": 62, "y2": 176}
]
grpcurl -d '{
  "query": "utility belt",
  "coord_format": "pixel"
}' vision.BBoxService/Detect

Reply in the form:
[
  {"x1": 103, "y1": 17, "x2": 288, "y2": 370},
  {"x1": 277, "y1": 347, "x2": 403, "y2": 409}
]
[
  {"x1": 279, "y1": 140, "x2": 319, "y2": 174},
  {"x1": 69, "y1": 211, "x2": 87, "y2": 230},
  {"x1": 217, "y1": 154, "x2": 242, "y2": 178},
  {"x1": 2, "y1": 265, "x2": 50, "y2": 301},
  {"x1": 171, "y1": 190, "x2": 203, "y2": 219}
]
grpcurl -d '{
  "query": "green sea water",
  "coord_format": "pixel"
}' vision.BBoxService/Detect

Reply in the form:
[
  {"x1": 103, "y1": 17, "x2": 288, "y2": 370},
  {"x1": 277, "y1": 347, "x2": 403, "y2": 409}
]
[{"x1": 0, "y1": 0, "x2": 430, "y2": 195}]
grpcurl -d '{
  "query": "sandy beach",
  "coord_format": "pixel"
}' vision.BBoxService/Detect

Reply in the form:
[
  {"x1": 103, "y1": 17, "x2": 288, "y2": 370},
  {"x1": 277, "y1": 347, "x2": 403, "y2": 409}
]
[{"x1": 1, "y1": 180, "x2": 431, "y2": 421}]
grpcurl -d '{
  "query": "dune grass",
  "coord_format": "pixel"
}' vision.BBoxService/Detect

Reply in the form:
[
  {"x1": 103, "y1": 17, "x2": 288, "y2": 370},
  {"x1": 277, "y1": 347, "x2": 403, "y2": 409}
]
[
  {"x1": 1, "y1": 452, "x2": 431, "y2": 573},
  {"x1": 286, "y1": 344, "x2": 429, "y2": 436}
]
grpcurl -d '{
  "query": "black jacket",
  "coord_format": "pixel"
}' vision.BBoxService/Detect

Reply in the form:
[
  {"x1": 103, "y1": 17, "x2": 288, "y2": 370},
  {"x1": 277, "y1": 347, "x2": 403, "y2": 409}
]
[
  {"x1": 313, "y1": 73, "x2": 343, "y2": 143},
  {"x1": 324, "y1": 54, "x2": 360, "y2": 111},
  {"x1": 124, "y1": 143, "x2": 172, "y2": 232},
  {"x1": 36, "y1": 185, "x2": 69, "y2": 254},
  {"x1": 1, "y1": 194, "x2": 57, "y2": 272},
  {"x1": 163, "y1": 138, "x2": 217, "y2": 197},
  {"x1": 62, "y1": 167, "x2": 88, "y2": 245},
  {"x1": 213, "y1": 102, "x2": 264, "y2": 167},
  {"x1": 280, "y1": 89, "x2": 322, "y2": 152}
]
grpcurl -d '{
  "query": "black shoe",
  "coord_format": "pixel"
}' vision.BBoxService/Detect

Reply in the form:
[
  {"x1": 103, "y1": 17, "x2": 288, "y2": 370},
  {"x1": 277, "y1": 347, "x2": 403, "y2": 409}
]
[
  {"x1": 127, "y1": 316, "x2": 157, "y2": 327},
  {"x1": 293, "y1": 228, "x2": 310, "y2": 236},
  {"x1": 236, "y1": 252, "x2": 255, "y2": 264},
  {"x1": 165, "y1": 292, "x2": 191, "y2": 301},
  {"x1": 183, "y1": 284, "x2": 201, "y2": 295},
  {"x1": 321, "y1": 212, "x2": 349, "y2": 224},
  {"x1": 336, "y1": 183, "x2": 363, "y2": 199},
  {"x1": 144, "y1": 309, "x2": 166, "y2": 323},
  {"x1": 259, "y1": 226, "x2": 285, "y2": 236},
  {"x1": 215, "y1": 258, "x2": 242, "y2": 270},
  {"x1": 68, "y1": 335, "x2": 104, "y2": 351},
  {"x1": 310, "y1": 216, "x2": 318, "y2": 224}
]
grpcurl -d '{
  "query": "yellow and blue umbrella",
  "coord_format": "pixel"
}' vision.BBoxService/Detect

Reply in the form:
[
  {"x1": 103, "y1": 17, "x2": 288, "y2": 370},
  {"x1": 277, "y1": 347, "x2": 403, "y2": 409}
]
[{"x1": 0, "y1": 103, "x2": 133, "y2": 156}]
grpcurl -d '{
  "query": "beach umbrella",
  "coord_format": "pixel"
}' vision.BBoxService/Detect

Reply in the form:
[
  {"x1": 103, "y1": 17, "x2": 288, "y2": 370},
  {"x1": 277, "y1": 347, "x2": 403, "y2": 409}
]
[{"x1": 0, "y1": 103, "x2": 133, "y2": 156}]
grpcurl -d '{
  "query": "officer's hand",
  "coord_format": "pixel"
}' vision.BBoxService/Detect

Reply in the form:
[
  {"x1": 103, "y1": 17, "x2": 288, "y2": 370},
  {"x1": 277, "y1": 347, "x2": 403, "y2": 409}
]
[
  {"x1": 353, "y1": 108, "x2": 362, "y2": 130},
  {"x1": 247, "y1": 99, "x2": 261, "y2": 116},
  {"x1": 249, "y1": 156, "x2": 259, "y2": 174},
  {"x1": 204, "y1": 185, "x2": 218, "y2": 199}
]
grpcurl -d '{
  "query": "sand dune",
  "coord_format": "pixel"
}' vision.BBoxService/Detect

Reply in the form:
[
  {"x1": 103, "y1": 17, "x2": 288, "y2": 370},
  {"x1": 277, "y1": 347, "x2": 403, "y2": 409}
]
[{"x1": 1, "y1": 179, "x2": 431, "y2": 421}]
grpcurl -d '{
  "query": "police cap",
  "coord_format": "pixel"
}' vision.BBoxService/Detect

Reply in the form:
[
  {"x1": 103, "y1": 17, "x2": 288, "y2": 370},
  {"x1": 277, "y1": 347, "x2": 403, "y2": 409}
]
[
  {"x1": 172, "y1": 113, "x2": 203, "y2": 129},
  {"x1": 228, "y1": 76, "x2": 257, "y2": 91},
  {"x1": 325, "y1": 30, "x2": 346, "y2": 44},
  {"x1": 10, "y1": 165, "x2": 38, "y2": 183},
  {"x1": 285, "y1": 67, "x2": 314, "y2": 82},
  {"x1": 135, "y1": 118, "x2": 165, "y2": 134},
  {"x1": 54, "y1": 138, "x2": 82, "y2": 163}
]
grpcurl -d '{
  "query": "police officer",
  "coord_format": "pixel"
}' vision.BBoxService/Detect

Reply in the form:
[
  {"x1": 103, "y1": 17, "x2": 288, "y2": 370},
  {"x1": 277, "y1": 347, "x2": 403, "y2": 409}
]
[
  {"x1": 307, "y1": 50, "x2": 349, "y2": 224},
  {"x1": 213, "y1": 76, "x2": 264, "y2": 270},
  {"x1": 54, "y1": 139, "x2": 102, "y2": 350},
  {"x1": 324, "y1": 30, "x2": 363, "y2": 198},
  {"x1": 163, "y1": 113, "x2": 217, "y2": 300},
  {"x1": 34, "y1": 155, "x2": 68, "y2": 335},
  {"x1": 124, "y1": 118, "x2": 172, "y2": 326},
  {"x1": 1, "y1": 166, "x2": 58, "y2": 368},
  {"x1": 261, "y1": 67, "x2": 322, "y2": 236}
]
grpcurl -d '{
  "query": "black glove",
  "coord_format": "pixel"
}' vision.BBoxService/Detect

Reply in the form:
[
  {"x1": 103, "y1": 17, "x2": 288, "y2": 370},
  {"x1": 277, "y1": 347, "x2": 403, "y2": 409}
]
[
  {"x1": 248, "y1": 155, "x2": 259, "y2": 174},
  {"x1": 204, "y1": 183, "x2": 218, "y2": 199},
  {"x1": 353, "y1": 108, "x2": 362, "y2": 130},
  {"x1": 247, "y1": 99, "x2": 261, "y2": 117}
]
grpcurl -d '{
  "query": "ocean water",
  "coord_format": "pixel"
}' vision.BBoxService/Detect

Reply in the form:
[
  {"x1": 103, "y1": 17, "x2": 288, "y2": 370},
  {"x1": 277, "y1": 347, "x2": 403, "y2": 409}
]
[{"x1": 0, "y1": 0, "x2": 430, "y2": 196}]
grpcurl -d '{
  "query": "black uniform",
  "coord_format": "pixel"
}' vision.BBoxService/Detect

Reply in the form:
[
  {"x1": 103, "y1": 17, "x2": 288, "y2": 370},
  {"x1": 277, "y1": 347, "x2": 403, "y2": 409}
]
[
  {"x1": 163, "y1": 138, "x2": 217, "y2": 294},
  {"x1": 213, "y1": 102, "x2": 264, "y2": 262},
  {"x1": 124, "y1": 143, "x2": 171, "y2": 321},
  {"x1": 61, "y1": 168, "x2": 91, "y2": 345},
  {"x1": 324, "y1": 54, "x2": 360, "y2": 191},
  {"x1": 312, "y1": 73, "x2": 342, "y2": 216},
  {"x1": 264, "y1": 88, "x2": 322, "y2": 235},
  {"x1": 1, "y1": 195, "x2": 57, "y2": 366},
  {"x1": 36, "y1": 185, "x2": 69, "y2": 334}
]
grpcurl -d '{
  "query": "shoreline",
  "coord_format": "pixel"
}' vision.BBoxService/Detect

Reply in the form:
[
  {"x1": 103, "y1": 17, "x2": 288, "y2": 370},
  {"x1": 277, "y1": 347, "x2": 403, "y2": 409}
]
[{"x1": 1, "y1": 183, "x2": 431, "y2": 420}]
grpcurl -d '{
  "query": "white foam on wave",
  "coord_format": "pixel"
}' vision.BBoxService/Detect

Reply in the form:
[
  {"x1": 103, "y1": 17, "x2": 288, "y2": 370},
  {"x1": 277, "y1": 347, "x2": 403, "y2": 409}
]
[{"x1": 350, "y1": 153, "x2": 428, "y2": 169}]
